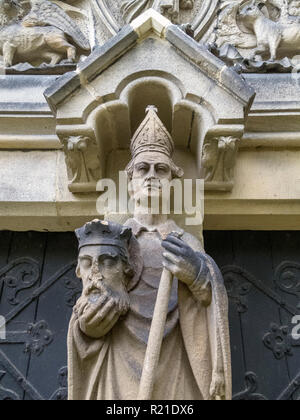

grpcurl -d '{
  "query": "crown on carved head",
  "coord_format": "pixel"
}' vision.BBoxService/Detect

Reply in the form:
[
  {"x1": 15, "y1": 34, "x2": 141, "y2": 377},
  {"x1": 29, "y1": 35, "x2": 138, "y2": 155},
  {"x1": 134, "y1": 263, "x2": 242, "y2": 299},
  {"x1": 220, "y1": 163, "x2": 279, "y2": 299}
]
[
  {"x1": 75, "y1": 219, "x2": 132, "y2": 252},
  {"x1": 130, "y1": 106, "x2": 174, "y2": 159}
]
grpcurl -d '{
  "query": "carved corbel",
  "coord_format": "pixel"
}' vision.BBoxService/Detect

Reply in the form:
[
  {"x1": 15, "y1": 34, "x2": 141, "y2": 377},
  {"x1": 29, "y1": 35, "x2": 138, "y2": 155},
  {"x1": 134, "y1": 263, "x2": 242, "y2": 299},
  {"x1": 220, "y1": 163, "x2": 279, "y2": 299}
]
[
  {"x1": 62, "y1": 135, "x2": 101, "y2": 193},
  {"x1": 202, "y1": 136, "x2": 240, "y2": 192}
]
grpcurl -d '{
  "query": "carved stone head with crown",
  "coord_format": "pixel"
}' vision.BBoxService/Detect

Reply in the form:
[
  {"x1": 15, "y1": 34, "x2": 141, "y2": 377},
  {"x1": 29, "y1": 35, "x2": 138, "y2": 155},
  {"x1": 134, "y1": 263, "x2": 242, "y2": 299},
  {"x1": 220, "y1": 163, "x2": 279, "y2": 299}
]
[
  {"x1": 75, "y1": 220, "x2": 134, "y2": 319},
  {"x1": 126, "y1": 106, "x2": 184, "y2": 204}
]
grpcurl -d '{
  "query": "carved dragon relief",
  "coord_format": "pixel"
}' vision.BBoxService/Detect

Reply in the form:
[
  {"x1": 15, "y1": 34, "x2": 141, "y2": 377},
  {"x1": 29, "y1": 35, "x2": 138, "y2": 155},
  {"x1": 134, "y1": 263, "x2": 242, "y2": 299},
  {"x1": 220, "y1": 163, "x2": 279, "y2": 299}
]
[{"x1": 0, "y1": 0, "x2": 91, "y2": 72}]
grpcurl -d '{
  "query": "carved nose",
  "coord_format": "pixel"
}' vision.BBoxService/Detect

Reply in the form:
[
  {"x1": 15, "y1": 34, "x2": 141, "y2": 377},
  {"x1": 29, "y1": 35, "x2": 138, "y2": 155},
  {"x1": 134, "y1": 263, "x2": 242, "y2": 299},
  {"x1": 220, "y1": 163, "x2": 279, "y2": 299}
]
[
  {"x1": 146, "y1": 167, "x2": 157, "y2": 180},
  {"x1": 146, "y1": 175, "x2": 157, "y2": 181},
  {"x1": 91, "y1": 262, "x2": 102, "y2": 276}
]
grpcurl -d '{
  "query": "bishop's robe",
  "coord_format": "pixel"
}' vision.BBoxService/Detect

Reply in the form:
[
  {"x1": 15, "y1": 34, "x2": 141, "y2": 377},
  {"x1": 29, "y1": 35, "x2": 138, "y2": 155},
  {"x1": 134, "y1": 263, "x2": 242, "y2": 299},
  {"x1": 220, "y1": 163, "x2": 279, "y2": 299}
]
[{"x1": 68, "y1": 219, "x2": 232, "y2": 400}]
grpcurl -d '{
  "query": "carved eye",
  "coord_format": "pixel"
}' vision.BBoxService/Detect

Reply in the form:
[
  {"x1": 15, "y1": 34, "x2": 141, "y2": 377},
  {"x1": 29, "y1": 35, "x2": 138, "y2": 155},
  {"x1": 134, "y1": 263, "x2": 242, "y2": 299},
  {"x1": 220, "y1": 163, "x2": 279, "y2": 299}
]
[
  {"x1": 100, "y1": 256, "x2": 118, "y2": 268},
  {"x1": 80, "y1": 258, "x2": 92, "y2": 270},
  {"x1": 156, "y1": 164, "x2": 169, "y2": 174},
  {"x1": 135, "y1": 163, "x2": 149, "y2": 174}
]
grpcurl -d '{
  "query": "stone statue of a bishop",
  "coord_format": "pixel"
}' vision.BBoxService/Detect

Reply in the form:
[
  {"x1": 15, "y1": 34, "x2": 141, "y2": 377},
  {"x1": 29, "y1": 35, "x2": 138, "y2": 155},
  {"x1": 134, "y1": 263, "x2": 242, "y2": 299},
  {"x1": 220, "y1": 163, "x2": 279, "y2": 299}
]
[{"x1": 68, "y1": 107, "x2": 232, "y2": 400}]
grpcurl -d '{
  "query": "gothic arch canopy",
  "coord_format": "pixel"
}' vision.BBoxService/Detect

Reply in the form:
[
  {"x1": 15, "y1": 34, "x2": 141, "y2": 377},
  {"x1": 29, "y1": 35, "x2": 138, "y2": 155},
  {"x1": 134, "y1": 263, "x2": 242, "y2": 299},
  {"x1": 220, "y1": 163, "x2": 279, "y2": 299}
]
[{"x1": 45, "y1": 9, "x2": 255, "y2": 193}]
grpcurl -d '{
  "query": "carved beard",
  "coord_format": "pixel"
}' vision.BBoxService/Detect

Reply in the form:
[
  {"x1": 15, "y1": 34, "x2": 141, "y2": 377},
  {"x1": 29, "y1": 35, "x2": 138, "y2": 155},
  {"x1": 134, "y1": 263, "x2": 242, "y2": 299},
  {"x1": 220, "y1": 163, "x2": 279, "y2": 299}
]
[{"x1": 84, "y1": 274, "x2": 130, "y2": 316}]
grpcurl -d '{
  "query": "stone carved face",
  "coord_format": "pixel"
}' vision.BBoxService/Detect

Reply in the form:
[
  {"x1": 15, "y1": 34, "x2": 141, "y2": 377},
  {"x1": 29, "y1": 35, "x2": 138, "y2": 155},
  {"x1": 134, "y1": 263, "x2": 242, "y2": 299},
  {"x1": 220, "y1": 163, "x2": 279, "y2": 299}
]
[
  {"x1": 76, "y1": 245, "x2": 132, "y2": 313},
  {"x1": 129, "y1": 152, "x2": 179, "y2": 204}
]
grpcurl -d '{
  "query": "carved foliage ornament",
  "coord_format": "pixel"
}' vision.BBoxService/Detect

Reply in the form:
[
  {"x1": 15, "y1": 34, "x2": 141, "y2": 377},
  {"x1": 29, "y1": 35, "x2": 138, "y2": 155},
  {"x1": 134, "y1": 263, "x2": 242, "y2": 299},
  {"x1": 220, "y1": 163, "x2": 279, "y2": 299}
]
[
  {"x1": 202, "y1": 136, "x2": 240, "y2": 191},
  {"x1": 63, "y1": 136, "x2": 101, "y2": 192}
]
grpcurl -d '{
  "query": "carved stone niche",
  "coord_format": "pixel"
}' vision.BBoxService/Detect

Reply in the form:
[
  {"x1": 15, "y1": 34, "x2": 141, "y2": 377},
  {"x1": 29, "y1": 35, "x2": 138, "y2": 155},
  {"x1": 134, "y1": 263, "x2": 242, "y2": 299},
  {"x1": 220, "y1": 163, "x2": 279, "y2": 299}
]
[{"x1": 45, "y1": 9, "x2": 255, "y2": 194}]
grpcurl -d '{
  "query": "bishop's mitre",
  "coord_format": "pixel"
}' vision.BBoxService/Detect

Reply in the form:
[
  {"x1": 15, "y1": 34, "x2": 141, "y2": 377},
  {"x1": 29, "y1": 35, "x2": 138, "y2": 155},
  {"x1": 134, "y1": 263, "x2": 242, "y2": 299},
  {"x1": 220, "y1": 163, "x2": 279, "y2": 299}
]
[{"x1": 130, "y1": 105, "x2": 174, "y2": 159}]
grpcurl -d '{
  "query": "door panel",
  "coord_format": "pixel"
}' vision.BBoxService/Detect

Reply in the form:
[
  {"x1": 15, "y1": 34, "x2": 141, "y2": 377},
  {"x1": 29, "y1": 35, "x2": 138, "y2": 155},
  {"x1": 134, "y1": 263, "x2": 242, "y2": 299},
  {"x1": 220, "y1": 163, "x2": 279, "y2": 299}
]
[
  {"x1": 0, "y1": 230, "x2": 299, "y2": 400},
  {"x1": 205, "y1": 231, "x2": 300, "y2": 401},
  {"x1": 0, "y1": 232, "x2": 78, "y2": 400}
]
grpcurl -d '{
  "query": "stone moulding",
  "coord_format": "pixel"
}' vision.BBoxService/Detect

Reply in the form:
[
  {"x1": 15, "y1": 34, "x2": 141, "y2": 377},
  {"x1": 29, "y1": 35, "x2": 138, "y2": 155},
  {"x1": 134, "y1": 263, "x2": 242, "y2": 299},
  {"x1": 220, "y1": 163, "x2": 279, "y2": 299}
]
[{"x1": 44, "y1": 9, "x2": 255, "y2": 194}]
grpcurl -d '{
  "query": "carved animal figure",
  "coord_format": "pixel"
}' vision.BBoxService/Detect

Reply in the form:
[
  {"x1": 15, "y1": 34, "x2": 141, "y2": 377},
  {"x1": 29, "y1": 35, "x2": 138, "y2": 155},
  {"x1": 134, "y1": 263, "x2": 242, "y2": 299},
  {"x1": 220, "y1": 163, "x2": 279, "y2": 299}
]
[
  {"x1": 239, "y1": 1, "x2": 300, "y2": 60},
  {"x1": 0, "y1": 0, "x2": 89, "y2": 67},
  {"x1": 23, "y1": 0, "x2": 89, "y2": 51},
  {"x1": 0, "y1": 22, "x2": 80, "y2": 66}
]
